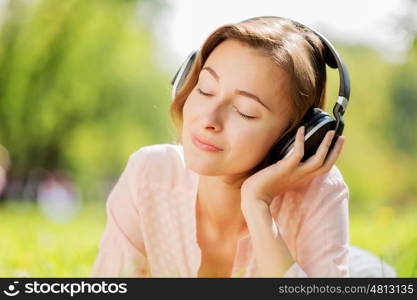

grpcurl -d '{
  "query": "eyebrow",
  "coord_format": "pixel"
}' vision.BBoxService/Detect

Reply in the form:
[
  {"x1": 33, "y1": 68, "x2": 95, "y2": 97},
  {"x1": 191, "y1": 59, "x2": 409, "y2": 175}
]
[{"x1": 201, "y1": 66, "x2": 271, "y2": 111}]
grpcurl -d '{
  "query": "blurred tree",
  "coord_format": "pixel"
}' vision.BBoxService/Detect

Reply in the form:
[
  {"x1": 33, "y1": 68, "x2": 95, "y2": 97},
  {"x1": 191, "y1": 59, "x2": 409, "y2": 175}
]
[
  {"x1": 389, "y1": 58, "x2": 417, "y2": 156},
  {"x1": 385, "y1": 0, "x2": 417, "y2": 206},
  {"x1": 0, "y1": 0, "x2": 171, "y2": 201}
]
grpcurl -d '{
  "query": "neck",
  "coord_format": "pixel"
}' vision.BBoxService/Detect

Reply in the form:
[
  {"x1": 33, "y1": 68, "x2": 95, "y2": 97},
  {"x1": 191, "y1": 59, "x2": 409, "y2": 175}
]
[{"x1": 197, "y1": 174, "x2": 249, "y2": 238}]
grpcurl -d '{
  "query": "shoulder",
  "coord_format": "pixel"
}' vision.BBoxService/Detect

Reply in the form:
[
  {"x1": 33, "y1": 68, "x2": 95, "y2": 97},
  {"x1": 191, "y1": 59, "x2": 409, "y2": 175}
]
[
  {"x1": 299, "y1": 164, "x2": 349, "y2": 214},
  {"x1": 273, "y1": 165, "x2": 349, "y2": 216},
  {"x1": 309, "y1": 164, "x2": 349, "y2": 197},
  {"x1": 129, "y1": 143, "x2": 184, "y2": 165},
  {"x1": 128, "y1": 143, "x2": 189, "y2": 190}
]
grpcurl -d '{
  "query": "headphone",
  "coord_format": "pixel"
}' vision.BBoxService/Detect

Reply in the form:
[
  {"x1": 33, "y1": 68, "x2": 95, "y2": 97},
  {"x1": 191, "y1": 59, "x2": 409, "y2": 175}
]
[{"x1": 170, "y1": 16, "x2": 350, "y2": 170}]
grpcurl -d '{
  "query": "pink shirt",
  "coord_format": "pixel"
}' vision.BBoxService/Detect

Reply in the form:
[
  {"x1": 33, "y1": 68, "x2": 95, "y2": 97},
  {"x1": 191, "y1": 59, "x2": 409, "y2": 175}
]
[{"x1": 90, "y1": 143, "x2": 350, "y2": 277}]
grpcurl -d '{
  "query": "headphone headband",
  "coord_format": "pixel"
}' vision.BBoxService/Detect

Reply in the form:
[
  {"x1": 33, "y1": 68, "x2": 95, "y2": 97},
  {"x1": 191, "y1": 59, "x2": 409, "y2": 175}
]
[
  {"x1": 171, "y1": 16, "x2": 350, "y2": 137},
  {"x1": 285, "y1": 18, "x2": 350, "y2": 115}
]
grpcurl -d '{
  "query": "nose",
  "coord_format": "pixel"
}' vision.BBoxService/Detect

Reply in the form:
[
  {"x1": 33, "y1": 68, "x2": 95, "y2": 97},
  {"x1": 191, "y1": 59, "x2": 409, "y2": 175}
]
[
  {"x1": 201, "y1": 101, "x2": 224, "y2": 132},
  {"x1": 203, "y1": 117, "x2": 221, "y2": 132}
]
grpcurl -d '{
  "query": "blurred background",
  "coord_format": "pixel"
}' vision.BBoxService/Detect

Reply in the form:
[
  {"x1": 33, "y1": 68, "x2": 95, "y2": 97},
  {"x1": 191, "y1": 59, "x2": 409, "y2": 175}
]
[{"x1": 0, "y1": 0, "x2": 416, "y2": 277}]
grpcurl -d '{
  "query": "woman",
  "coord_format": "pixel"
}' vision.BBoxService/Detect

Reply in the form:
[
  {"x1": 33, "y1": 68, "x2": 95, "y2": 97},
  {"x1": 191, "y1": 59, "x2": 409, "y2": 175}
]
[{"x1": 90, "y1": 16, "x2": 349, "y2": 278}]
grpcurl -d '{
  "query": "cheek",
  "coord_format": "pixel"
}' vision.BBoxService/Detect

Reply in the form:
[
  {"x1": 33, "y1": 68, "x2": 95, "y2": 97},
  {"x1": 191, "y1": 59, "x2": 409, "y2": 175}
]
[
  {"x1": 181, "y1": 99, "x2": 193, "y2": 133},
  {"x1": 182, "y1": 95, "x2": 199, "y2": 123},
  {"x1": 228, "y1": 127, "x2": 274, "y2": 161},
  {"x1": 182, "y1": 97, "x2": 200, "y2": 141}
]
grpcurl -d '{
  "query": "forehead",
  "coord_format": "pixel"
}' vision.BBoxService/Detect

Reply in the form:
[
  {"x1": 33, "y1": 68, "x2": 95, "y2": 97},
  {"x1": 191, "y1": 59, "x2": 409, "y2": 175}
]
[{"x1": 203, "y1": 39, "x2": 291, "y2": 114}]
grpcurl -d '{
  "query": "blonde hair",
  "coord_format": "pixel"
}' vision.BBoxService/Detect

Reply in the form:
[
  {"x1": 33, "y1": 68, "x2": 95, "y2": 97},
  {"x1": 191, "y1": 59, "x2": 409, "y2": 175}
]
[{"x1": 170, "y1": 16, "x2": 328, "y2": 149}]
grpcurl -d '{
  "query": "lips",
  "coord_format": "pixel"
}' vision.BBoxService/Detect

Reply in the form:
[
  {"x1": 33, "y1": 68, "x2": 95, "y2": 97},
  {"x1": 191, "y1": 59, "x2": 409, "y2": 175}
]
[{"x1": 191, "y1": 134, "x2": 223, "y2": 152}]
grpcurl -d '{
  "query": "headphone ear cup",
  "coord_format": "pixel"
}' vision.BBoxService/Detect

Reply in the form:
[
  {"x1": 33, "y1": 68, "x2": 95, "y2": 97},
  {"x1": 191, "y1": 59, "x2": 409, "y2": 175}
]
[
  {"x1": 265, "y1": 109, "x2": 337, "y2": 166},
  {"x1": 302, "y1": 117, "x2": 336, "y2": 162},
  {"x1": 282, "y1": 109, "x2": 336, "y2": 162}
]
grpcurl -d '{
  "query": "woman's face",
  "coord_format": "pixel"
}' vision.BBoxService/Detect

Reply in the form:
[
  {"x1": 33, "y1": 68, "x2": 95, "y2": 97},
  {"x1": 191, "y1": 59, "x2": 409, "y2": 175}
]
[{"x1": 182, "y1": 39, "x2": 293, "y2": 177}]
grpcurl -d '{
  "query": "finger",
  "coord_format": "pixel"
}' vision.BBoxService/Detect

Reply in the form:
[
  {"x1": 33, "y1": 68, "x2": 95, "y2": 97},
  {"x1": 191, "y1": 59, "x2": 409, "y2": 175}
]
[
  {"x1": 315, "y1": 135, "x2": 345, "y2": 174},
  {"x1": 288, "y1": 126, "x2": 305, "y2": 167},
  {"x1": 301, "y1": 129, "x2": 335, "y2": 171}
]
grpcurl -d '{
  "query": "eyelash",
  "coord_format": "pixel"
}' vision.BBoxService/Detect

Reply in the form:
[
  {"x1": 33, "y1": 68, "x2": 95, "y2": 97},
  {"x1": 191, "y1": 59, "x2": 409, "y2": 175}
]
[{"x1": 197, "y1": 88, "x2": 255, "y2": 120}]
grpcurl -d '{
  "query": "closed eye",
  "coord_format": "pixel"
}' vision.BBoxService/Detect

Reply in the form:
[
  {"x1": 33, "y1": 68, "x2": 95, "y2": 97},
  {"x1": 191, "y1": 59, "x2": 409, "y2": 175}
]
[
  {"x1": 197, "y1": 88, "x2": 256, "y2": 120},
  {"x1": 233, "y1": 107, "x2": 255, "y2": 120},
  {"x1": 197, "y1": 88, "x2": 211, "y2": 97}
]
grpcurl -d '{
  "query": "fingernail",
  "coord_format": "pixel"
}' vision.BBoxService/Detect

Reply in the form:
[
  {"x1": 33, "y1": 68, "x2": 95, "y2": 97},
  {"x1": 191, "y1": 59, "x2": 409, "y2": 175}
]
[{"x1": 327, "y1": 130, "x2": 334, "y2": 139}]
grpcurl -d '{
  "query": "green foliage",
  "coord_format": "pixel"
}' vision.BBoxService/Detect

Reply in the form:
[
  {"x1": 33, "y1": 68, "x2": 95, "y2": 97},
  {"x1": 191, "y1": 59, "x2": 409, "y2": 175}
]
[
  {"x1": 0, "y1": 0, "x2": 416, "y2": 210},
  {"x1": 0, "y1": 0, "x2": 172, "y2": 199},
  {"x1": 325, "y1": 43, "x2": 417, "y2": 212},
  {"x1": 0, "y1": 0, "x2": 416, "y2": 278}
]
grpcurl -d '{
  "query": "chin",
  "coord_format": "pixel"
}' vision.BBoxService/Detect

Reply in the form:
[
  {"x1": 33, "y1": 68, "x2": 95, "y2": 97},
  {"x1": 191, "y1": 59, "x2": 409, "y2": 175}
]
[
  {"x1": 183, "y1": 153, "x2": 224, "y2": 176},
  {"x1": 182, "y1": 138, "x2": 251, "y2": 176}
]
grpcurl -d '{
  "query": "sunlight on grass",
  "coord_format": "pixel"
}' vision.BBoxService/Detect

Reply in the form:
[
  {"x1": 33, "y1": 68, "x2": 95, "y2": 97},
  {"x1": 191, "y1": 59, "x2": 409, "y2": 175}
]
[
  {"x1": 350, "y1": 203, "x2": 417, "y2": 277},
  {"x1": 0, "y1": 200, "x2": 106, "y2": 277},
  {"x1": 0, "y1": 200, "x2": 416, "y2": 277}
]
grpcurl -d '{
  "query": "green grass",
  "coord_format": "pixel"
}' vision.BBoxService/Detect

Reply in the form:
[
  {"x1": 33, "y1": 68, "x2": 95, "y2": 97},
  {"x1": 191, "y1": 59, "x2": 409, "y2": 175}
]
[
  {"x1": 349, "y1": 203, "x2": 417, "y2": 277},
  {"x1": 0, "y1": 200, "x2": 416, "y2": 277},
  {"x1": 0, "y1": 200, "x2": 106, "y2": 277}
]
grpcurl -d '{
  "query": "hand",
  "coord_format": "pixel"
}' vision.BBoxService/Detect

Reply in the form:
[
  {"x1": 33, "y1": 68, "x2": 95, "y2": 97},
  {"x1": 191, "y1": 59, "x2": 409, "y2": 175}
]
[{"x1": 241, "y1": 126, "x2": 345, "y2": 207}]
